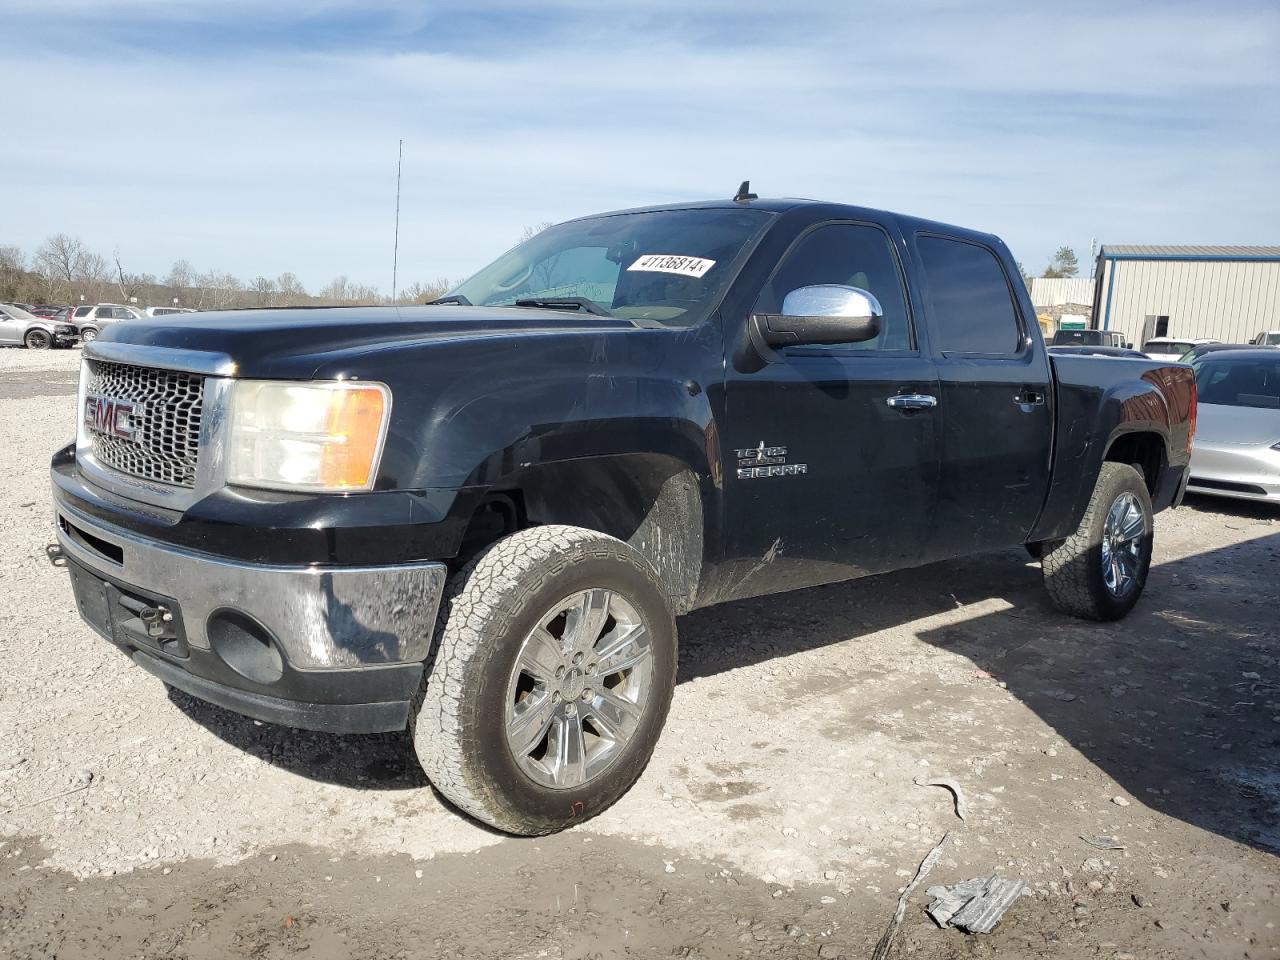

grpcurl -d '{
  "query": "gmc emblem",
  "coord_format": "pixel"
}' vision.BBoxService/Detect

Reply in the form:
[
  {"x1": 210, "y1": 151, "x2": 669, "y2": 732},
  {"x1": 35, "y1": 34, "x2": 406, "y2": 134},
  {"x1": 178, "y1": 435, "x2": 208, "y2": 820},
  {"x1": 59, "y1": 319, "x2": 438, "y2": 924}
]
[{"x1": 85, "y1": 395, "x2": 141, "y2": 440}]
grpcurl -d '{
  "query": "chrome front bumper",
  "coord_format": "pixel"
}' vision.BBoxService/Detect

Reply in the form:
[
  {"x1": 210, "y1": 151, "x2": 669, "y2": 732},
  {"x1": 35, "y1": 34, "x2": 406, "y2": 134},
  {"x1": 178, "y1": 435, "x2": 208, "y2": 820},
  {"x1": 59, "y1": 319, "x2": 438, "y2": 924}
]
[{"x1": 55, "y1": 500, "x2": 447, "y2": 669}]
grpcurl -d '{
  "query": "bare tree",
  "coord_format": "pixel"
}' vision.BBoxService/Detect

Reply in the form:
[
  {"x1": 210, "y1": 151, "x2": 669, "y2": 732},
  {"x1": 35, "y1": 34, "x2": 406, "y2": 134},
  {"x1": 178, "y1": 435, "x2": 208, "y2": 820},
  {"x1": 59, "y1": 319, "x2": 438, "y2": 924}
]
[
  {"x1": 276, "y1": 272, "x2": 306, "y2": 305},
  {"x1": 399, "y1": 276, "x2": 454, "y2": 304},
  {"x1": 78, "y1": 252, "x2": 112, "y2": 304},
  {"x1": 318, "y1": 275, "x2": 350, "y2": 304},
  {"x1": 0, "y1": 245, "x2": 26, "y2": 301},
  {"x1": 114, "y1": 249, "x2": 148, "y2": 304},
  {"x1": 34, "y1": 234, "x2": 86, "y2": 301},
  {"x1": 250, "y1": 275, "x2": 276, "y2": 306},
  {"x1": 167, "y1": 259, "x2": 194, "y2": 289}
]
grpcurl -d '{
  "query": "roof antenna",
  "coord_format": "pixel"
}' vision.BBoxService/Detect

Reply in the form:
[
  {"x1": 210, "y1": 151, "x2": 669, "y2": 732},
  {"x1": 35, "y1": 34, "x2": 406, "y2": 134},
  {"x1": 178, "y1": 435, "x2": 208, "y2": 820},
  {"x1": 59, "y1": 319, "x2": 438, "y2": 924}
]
[{"x1": 734, "y1": 180, "x2": 757, "y2": 202}]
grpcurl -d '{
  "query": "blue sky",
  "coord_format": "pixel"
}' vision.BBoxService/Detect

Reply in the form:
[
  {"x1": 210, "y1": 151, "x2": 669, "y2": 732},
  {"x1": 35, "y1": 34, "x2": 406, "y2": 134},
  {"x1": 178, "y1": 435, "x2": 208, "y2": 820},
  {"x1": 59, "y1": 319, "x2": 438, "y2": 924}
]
[{"x1": 3, "y1": 0, "x2": 1278, "y2": 293}]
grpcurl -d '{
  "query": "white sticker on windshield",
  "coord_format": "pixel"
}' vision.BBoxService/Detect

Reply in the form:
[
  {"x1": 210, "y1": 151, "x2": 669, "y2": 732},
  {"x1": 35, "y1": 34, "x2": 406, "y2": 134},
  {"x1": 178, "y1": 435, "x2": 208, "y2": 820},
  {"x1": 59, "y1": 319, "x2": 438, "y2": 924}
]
[{"x1": 627, "y1": 254, "x2": 716, "y2": 279}]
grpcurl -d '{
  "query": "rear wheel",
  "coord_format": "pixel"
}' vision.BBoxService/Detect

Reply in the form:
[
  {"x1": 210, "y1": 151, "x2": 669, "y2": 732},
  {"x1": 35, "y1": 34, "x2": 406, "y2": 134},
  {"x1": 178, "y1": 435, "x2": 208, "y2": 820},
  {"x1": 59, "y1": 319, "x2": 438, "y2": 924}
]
[
  {"x1": 23, "y1": 329, "x2": 52, "y2": 350},
  {"x1": 412, "y1": 525, "x2": 677, "y2": 835},
  {"x1": 1042, "y1": 462, "x2": 1153, "y2": 621}
]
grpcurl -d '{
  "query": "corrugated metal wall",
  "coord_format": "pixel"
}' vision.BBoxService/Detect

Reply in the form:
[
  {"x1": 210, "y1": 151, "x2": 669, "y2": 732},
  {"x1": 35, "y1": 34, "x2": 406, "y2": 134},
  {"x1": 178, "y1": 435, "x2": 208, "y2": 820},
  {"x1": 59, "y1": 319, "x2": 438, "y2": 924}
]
[
  {"x1": 1029, "y1": 277, "x2": 1096, "y2": 308},
  {"x1": 1099, "y1": 259, "x2": 1280, "y2": 345}
]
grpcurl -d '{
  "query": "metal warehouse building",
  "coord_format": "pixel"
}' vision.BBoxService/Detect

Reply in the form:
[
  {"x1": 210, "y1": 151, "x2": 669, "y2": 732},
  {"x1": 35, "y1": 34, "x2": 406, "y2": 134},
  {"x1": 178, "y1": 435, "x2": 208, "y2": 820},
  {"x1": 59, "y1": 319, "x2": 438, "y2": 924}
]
[{"x1": 1093, "y1": 245, "x2": 1280, "y2": 347}]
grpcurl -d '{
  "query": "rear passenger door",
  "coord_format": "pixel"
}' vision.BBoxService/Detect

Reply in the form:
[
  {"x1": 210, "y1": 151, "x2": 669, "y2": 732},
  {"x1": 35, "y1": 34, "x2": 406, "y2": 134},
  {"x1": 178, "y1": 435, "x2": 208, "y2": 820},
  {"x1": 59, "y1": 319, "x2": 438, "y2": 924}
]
[{"x1": 913, "y1": 234, "x2": 1052, "y2": 558}]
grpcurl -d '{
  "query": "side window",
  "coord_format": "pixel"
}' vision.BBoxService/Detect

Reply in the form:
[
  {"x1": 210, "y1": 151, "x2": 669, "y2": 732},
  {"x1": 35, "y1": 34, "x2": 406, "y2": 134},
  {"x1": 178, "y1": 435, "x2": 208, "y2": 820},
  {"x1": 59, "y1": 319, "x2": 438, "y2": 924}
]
[
  {"x1": 917, "y1": 236, "x2": 1022, "y2": 355},
  {"x1": 755, "y1": 223, "x2": 912, "y2": 351}
]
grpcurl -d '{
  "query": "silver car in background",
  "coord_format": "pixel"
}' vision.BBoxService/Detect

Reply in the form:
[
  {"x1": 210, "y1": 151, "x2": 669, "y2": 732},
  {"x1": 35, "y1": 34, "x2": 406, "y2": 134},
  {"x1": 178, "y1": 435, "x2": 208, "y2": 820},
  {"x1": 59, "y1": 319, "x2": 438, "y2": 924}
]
[
  {"x1": 1187, "y1": 350, "x2": 1280, "y2": 504},
  {"x1": 0, "y1": 302, "x2": 79, "y2": 349}
]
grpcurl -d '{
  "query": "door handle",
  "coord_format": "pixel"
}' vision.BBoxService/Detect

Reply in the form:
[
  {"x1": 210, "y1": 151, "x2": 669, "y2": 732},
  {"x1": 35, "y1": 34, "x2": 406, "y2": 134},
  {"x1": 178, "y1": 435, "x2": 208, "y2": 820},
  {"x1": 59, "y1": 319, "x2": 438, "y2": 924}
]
[
  {"x1": 1014, "y1": 388, "x2": 1045, "y2": 406},
  {"x1": 886, "y1": 394, "x2": 938, "y2": 410}
]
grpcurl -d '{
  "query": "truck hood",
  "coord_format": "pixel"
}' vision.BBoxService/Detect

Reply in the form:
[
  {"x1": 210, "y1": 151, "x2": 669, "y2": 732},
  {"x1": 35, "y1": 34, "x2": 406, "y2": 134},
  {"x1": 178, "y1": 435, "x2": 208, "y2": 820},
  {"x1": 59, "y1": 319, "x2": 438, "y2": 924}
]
[{"x1": 94, "y1": 305, "x2": 642, "y2": 378}]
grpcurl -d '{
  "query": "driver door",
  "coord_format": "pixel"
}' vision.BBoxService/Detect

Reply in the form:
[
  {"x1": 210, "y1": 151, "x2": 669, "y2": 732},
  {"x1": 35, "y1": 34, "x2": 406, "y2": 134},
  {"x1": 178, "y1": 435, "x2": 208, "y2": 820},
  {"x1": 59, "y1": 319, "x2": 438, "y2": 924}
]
[{"x1": 721, "y1": 220, "x2": 940, "y2": 600}]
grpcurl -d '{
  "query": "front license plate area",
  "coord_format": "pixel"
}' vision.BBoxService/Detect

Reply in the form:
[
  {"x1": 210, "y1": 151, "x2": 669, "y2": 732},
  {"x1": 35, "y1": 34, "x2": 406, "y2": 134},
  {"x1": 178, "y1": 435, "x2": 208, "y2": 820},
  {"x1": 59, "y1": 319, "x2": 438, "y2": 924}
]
[{"x1": 66, "y1": 558, "x2": 189, "y2": 658}]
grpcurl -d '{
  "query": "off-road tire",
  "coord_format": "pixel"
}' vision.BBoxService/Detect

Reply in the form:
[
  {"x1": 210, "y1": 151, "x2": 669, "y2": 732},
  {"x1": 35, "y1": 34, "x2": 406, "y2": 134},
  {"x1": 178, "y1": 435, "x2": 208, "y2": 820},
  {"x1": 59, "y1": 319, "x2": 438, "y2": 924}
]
[
  {"x1": 412, "y1": 525, "x2": 677, "y2": 835},
  {"x1": 1042, "y1": 462, "x2": 1153, "y2": 621},
  {"x1": 24, "y1": 329, "x2": 52, "y2": 350}
]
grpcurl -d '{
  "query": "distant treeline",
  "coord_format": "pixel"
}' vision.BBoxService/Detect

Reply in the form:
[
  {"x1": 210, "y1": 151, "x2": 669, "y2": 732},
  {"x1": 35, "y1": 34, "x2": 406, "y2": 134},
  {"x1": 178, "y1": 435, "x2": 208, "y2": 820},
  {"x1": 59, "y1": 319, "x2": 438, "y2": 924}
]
[{"x1": 0, "y1": 234, "x2": 455, "y2": 309}]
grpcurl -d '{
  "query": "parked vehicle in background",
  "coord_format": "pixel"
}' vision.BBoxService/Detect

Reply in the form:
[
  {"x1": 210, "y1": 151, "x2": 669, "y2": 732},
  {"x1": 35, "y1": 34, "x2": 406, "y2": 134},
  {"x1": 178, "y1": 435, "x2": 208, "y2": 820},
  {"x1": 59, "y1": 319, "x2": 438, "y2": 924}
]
[
  {"x1": 1252, "y1": 330, "x2": 1280, "y2": 346},
  {"x1": 50, "y1": 193, "x2": 1197, "y2": 835},
  {"x1": 31, "y1": 304, "x2": 71, "y2": 319},
  {"x1": 1048, "y1": 344, "x2": 1147, "y2": 359},
  {"x1": 1187, "y1": 350, "x2": 1280, "y2": 503},
  {"x1": 71, "y1": 303, "x2": 143, "y2": 343},
  {"x1": 0, "y1": 303, "x2": 79, "y2": 349},
  {"x1": 1051, "y1": 329, "x2": 1131, "y2": 349},
  {"x1": 1179, "y1": 343, "x2": 1259, "y2": 363},
  {"x1": 144, "y1": 307, "x2": 197, "y2": 318},
  {"x1": 1142, "y1": 336, "x2": 1217, "y2": 361}
]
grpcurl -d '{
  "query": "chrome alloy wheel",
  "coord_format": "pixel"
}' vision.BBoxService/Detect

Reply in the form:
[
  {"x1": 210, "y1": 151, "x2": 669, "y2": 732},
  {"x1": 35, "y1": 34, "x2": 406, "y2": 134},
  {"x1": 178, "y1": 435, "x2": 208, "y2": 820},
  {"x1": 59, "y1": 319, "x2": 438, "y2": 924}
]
[
  {"x1": 504, "y1": 588, "x2": 654, "y2": 789},
  {"x1": 1101, "y1": 492, "x2": 1146, "y2": 597}
]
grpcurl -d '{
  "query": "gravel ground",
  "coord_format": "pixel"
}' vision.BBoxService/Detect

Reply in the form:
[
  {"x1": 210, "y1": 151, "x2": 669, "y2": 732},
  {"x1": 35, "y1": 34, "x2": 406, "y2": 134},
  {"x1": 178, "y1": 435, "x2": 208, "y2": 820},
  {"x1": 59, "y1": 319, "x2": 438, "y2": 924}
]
[{"x1": 1, "y1": 346, "x2": 1278, "y2": 958}]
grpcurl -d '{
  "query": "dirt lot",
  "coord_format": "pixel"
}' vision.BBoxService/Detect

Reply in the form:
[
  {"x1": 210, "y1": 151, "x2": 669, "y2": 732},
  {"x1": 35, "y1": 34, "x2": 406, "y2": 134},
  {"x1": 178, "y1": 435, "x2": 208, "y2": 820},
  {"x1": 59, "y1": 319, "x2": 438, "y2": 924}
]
[{"x1": 1, "y1": 346, "x2": 1277, "y2": 959}]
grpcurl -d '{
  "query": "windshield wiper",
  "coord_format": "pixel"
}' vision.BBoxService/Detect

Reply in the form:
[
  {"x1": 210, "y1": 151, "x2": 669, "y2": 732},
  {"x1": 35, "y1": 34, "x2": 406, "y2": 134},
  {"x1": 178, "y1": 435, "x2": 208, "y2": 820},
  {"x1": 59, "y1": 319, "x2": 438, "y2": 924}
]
[
  {"x1": 513, "y1": 297, "x2": 612, "y2": 318},
  {"x1": 428, "y1": 294, "x2": 471, "y2": 306}
]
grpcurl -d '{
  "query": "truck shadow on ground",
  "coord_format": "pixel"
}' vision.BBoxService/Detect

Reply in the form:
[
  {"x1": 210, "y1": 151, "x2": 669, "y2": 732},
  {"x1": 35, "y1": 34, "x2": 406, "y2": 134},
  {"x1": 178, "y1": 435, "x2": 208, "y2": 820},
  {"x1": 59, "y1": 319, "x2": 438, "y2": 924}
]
[{"x1": 171, "y1": 498, "x2": 1280, "y2": 853}]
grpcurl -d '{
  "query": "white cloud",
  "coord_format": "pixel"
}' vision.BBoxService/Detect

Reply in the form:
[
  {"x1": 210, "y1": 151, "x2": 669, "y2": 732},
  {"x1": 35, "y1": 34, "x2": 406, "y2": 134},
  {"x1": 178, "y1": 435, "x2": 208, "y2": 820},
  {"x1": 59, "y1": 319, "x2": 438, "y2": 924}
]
[{"x1": 2, "y1": 1, "x2": 1277, "y2": 289}]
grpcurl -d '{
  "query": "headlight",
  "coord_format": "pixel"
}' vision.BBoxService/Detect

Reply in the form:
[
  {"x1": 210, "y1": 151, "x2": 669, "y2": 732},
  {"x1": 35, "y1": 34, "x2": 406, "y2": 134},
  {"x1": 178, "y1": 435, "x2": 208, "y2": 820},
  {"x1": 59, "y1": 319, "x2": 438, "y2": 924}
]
[{"x1": 227, "y1": 380, "x2": 391, "y2": 492}]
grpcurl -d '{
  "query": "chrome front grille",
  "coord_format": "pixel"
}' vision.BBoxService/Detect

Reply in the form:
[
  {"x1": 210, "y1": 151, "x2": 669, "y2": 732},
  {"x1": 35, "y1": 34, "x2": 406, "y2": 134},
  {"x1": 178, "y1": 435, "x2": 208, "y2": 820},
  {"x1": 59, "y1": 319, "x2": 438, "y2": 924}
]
[{"x1": 84, "y1": 360, "x2": 205, "y2": 487}]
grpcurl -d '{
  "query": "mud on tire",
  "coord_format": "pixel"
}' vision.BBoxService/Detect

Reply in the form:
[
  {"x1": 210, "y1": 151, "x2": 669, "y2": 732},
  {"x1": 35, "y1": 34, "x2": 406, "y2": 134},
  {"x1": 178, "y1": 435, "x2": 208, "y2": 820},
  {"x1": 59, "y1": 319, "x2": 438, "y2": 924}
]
[
  {"x1": 1041, "y1": 462, "x2": 1154, "y2": 621},
  {"x1": 412, "y1": 525, "x2": 677, "y2": 835}
]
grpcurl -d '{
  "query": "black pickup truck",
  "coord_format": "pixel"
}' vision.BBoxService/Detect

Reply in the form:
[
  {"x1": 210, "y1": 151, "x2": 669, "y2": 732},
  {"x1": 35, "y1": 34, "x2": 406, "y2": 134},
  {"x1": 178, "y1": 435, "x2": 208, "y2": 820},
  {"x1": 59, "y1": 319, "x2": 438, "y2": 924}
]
[{"x1": 50, "y1": 192, "x2": 1197, "y2": 834}]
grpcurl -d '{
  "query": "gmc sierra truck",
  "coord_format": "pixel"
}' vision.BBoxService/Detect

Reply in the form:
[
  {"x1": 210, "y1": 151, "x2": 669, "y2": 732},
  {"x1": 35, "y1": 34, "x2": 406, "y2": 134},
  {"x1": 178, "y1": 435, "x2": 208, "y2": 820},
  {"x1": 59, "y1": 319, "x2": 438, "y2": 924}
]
[{"x1": 50, "y1": 192, "x2": 1197, "y2": 835}]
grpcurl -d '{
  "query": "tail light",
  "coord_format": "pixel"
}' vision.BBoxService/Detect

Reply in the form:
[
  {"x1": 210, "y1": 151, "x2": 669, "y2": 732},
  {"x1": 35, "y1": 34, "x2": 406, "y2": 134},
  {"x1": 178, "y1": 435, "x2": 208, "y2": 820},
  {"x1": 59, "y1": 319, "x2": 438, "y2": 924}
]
[{"x1": 1186, "y1": 377, "x2": 1197, "y2": 454}]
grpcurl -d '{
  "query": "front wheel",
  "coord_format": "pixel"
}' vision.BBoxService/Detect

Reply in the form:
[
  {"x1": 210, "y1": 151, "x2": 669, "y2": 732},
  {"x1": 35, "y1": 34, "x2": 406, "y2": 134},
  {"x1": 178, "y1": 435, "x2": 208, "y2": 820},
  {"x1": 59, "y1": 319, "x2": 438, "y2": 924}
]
[
  {"x1": 412, "y1": 525, "x2": 677, "y2": 835},
  {"x1": 1042, "y1": 462, "x2": 1153, "y2": 621},
  {"x1": 80, "y1": 328, "x2": 98, "y2": 343},
  {"x1": 24, "y1": 329, "x2": 52, "y2": 350}
]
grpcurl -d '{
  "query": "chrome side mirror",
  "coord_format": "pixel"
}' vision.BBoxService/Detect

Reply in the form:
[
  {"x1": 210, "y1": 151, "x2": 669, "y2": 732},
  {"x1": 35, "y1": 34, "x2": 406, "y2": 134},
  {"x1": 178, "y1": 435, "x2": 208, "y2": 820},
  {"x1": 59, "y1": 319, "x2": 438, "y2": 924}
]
[{"x1": 754, "y1": 284, "x2": 883, "y2": 347}]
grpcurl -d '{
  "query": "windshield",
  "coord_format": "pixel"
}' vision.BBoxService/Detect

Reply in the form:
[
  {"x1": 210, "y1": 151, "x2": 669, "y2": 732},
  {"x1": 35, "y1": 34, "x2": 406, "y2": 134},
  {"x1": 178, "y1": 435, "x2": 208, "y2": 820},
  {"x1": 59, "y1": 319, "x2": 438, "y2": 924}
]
[
  {"x1": 1194, "y1": 357, "x2": 1280, "y2": 408},
  {"x1": 449, "y1": 208, "x2": 773, "y2": 327}
]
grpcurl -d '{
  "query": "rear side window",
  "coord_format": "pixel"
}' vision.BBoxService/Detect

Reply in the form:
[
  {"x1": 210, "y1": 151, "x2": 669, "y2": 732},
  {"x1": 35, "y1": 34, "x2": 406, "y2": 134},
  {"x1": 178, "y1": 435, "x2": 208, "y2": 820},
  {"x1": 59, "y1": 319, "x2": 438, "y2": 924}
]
[{"x1": 917, "y1": 236, "x2": 1022, "y2": 355}]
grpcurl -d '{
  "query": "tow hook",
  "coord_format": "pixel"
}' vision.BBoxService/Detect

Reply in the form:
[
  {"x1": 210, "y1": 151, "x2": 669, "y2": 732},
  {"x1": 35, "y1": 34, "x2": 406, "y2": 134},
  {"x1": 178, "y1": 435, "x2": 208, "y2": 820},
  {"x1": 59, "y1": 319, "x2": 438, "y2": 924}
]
[
  {"x1": 45, "y1": 543, "x2": 66, "y2": 568},
  {"x1": 139, "y1": 605, "x2": 175, "y2": 639}
]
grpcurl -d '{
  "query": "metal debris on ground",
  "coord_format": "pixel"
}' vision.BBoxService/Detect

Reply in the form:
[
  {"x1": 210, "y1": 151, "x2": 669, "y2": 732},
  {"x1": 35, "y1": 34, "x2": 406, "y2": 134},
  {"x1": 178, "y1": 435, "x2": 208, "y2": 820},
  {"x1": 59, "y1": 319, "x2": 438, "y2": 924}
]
[
  {"x1": 914, "y1": 776, "x2": 968, "y2": 821},
  {"x1": 1080, "y1": 834, "x2": 1125, "y2": 850},
  {"x1": 926, "y1": 875, "x2": 1027, "y2": 934},
  {"x1": 870, "y1": 832, "x2": 951, "y2": 960}
]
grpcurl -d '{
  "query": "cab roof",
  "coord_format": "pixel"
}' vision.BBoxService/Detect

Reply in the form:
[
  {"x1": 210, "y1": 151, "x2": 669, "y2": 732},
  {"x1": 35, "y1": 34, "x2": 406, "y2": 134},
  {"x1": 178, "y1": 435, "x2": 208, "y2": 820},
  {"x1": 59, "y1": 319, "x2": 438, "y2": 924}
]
[{"x1": 570, "y1": 196, "x2": 1005, "y2": 249}]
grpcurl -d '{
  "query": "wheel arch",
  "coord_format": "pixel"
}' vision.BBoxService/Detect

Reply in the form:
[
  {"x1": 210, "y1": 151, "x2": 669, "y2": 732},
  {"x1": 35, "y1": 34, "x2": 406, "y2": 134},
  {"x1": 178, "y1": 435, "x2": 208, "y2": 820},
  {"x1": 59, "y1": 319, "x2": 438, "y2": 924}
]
[{"x1": 457, "y1": 452, "x2": 708, "y2": 615}]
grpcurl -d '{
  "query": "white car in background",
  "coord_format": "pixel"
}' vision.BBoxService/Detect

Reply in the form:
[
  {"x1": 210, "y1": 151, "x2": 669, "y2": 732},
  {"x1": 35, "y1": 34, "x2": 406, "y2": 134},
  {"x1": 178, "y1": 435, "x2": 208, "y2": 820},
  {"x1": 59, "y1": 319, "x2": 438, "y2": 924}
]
[
  {"x1": 1142, "y1": 336, "x2": 1218, "y2": 361},
  {"x1": 144, "y1": 306, "x2": 197, "y2": 318},
  {"x1": 1187, "y1": 349, "x2": 1280, "y2": 504},
  {"x1": 1252, "y1": 330, "x2": 1280, "y2": 346},
  {"x1": 70, "y1": 303, "x2": 144, "y2": 342}
]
